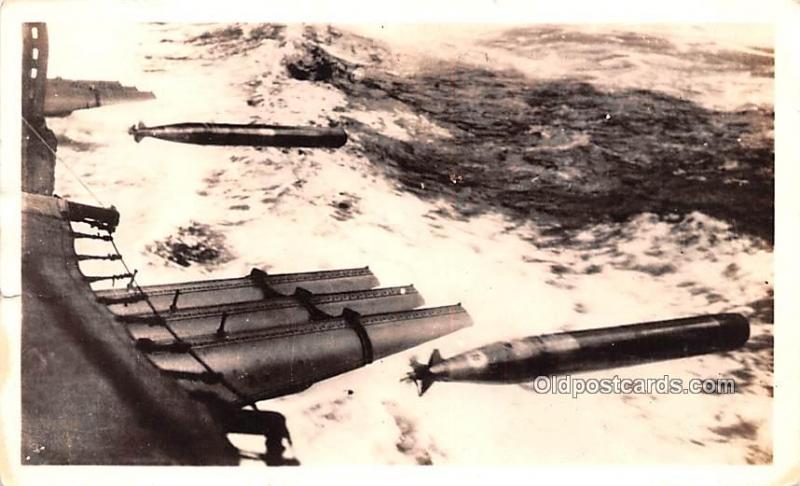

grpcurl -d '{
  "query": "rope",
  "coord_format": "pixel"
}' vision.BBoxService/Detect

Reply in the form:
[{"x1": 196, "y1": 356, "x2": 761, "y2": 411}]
[
  {"x1": 107, "y1": 236, "x2": 251, "y2": 405},
  {"x1": 21, "y1": 116, "x2": 105, "y2": 206}
]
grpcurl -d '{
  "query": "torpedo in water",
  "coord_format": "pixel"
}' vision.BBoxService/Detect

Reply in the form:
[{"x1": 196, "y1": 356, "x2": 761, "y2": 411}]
[
  {"x1": 405, "y1": 313, "x2": 750, "y2": 396},
  {"x1": 128, "y1": 122, "x2": 348, "y2": 148}
]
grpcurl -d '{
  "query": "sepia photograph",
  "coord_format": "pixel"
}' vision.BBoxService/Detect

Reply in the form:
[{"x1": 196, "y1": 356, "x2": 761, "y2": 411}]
[{"x1": 2, "y1": 1, "x2": 797, "y2": 482}]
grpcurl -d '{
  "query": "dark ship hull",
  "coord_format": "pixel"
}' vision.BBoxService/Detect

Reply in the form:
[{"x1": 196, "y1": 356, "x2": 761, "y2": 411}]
[{"x1": 22, "y1": 194, "x2": 239, "y2": 464}]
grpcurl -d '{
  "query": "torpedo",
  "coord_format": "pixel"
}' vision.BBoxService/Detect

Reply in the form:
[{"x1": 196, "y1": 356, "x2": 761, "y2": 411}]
[
  {"x1": 405, "y1": 313, "x2": 749, "y2": 396},
  {"x1": 128, "y1": 122, "x2": 348, "y2": 148}
]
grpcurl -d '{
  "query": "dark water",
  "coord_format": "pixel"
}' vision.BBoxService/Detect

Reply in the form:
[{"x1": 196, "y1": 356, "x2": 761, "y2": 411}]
[
  {"x1": 174, "y1": 23, "x2": 774, "y2": 244},
  {"x1": 147, "y1": 221, "x2": 234, "y2": 267},
  {"x1": 314, "y1": 28, "x2": 774, "y2": 244},
  {"x1": 335, "y1": 72, "x2": 772, "y2": 243}
]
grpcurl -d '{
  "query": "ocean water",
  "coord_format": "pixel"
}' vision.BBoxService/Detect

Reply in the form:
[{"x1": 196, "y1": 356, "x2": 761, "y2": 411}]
[{"x1": 48, "y1": 22, "x2": 772, "y2": 465}]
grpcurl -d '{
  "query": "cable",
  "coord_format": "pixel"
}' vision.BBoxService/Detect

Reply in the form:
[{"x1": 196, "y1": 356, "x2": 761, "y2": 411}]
[
  {"x1": 107, "y1": 235, "x2": 251, "y2": 405},
  {"x1": 21, "y1": 116, "x2": 105, "y2": 206}
]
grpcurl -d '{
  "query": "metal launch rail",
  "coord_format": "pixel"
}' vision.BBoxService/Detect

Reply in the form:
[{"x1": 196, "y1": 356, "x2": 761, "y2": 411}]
[{"x1": 22, "y1": 192, "x2": 472, "y2": 463}]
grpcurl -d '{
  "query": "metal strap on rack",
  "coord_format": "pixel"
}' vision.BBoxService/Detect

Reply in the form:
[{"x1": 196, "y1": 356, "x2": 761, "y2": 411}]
[
  {"x1": 342, "y1": 307, "x2": 374, "y2": 365},
  {"x1": 249, "y1": 268, "x2": 284, "y2": 298},
  {"x1": 293, "y1": 287, "x2": 333, "y2": 321}
]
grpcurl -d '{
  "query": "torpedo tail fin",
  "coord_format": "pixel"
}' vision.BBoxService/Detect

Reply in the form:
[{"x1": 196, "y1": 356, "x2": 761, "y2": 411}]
[
  {"x1": 403, "y1": 349, "x2": 443, "y2": 396},
  {"x1": 129, "y1": 122, "x2": 146, "y2": 142},
  {"x1": 429, "y1": 349, "x2": 443, "y2": 366}
]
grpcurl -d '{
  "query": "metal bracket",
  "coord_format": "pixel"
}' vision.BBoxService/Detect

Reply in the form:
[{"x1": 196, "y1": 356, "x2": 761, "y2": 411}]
[
  {"x1": 136, "y1": 338, "x2": 191, "y2": 353},
  {"x1": 96, "y1": 292, "x2": 147, "y2": 306},
  {"x1": 84, "y1": 272, "x2": 134, "y2": 284},
  {"x1": 76, "y1": 253, "x2": 122, "y2": 261},
  {"x1": 161, "y1": 369, "x2": 225, "y2": 385}
]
